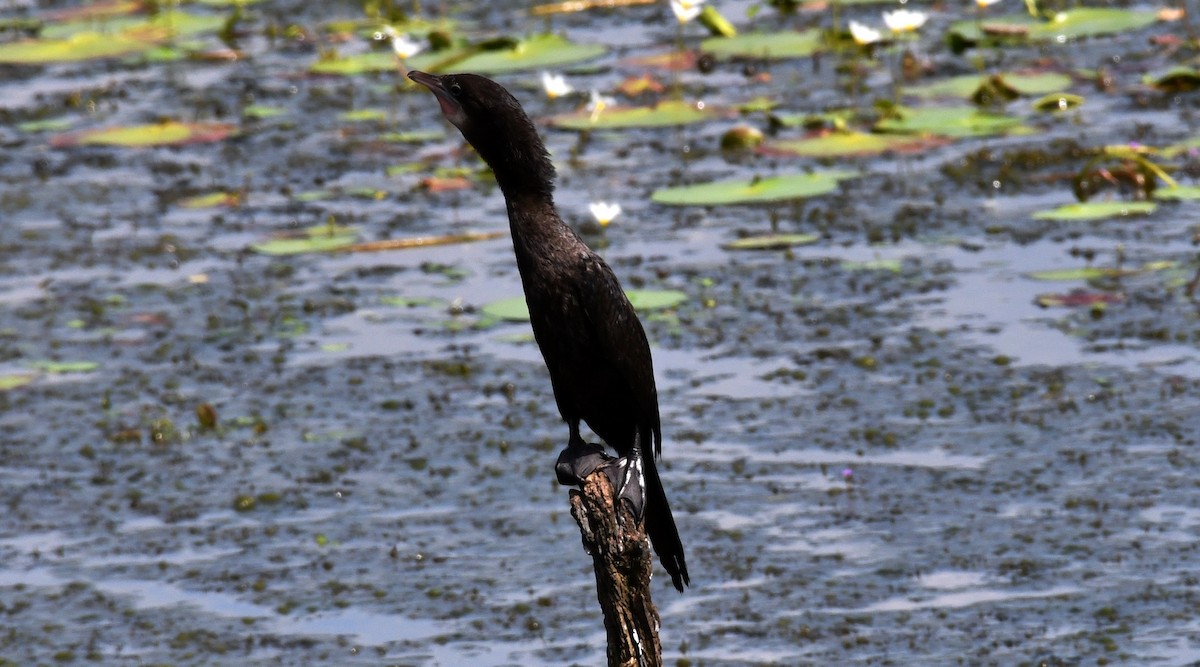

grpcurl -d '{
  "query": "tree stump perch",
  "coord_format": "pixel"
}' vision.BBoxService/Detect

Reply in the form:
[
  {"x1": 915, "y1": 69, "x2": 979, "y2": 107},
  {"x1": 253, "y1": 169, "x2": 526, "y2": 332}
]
[{"x1": 568, "y1": 469, "x2": 662, "y2": 667}]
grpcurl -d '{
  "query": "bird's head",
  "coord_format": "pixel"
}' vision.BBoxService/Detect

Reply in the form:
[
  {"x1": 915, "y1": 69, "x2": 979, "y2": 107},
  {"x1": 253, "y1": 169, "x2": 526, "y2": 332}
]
[{"x1": 408, "y1": 70, "x2": 555, "y2": 197}]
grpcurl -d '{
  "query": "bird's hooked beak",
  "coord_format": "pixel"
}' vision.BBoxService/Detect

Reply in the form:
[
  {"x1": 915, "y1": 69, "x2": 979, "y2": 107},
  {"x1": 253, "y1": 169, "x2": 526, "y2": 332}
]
[{"x1": 408, "y1": 70, "x2": 466, "y2": 128}]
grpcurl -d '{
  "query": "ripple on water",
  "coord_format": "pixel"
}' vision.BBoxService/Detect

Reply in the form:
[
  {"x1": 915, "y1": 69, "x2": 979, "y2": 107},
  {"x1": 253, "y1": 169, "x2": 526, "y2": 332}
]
[
  {"x1": 825, "y1": 584, "x2": 1080, "y2": 614},
  {"x1": 680, "y1": 440, "x2": 989, "y2": 470}
]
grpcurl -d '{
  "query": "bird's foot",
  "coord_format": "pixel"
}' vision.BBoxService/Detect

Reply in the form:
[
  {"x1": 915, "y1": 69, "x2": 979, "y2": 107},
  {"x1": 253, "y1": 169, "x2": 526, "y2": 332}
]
[
  {"x1": 555, "y1": 439, "x2": 614, "y2": 487},
  {"x1": 600, "y1": 455, "x2": 646, "y2": 521}
]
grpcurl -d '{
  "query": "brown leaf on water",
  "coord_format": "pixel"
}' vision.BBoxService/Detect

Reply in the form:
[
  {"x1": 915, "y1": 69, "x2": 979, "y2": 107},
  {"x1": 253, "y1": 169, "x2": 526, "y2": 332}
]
[
  {"x1": 530, "y1": 0, "x2": 654, "y2": 16},
  {"x1": 1035, "y1": 291, "x2": 1125, "y2": 308},
  {"x1": 623, "y1": 51, "x2": 697, "y2": 72},
  {"x1": 420, "y1": 176, "x2": 473, "y2": 192}
]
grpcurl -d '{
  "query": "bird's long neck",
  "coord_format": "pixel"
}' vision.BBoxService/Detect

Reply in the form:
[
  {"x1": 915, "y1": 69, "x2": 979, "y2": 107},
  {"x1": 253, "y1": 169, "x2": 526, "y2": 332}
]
[{"x1": 504, "y1": 191, "x2": 577, "y2": 272}]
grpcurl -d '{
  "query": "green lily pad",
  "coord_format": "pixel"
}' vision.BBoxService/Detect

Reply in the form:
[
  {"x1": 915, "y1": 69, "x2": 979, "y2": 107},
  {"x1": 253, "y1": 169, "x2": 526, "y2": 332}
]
[
  {"x1": 380, "y1": 296, "x2": 443, "y2": 308},
  {"x1": 251, "y1": 225, "x2": 359, "y2": 256},
  {"x1": 700, "y1": 29, "x2": 822, "y2": 60},
  {"x1": 294, "y1": 190, "x2": 332, "y2": 202},
  {"x1": 340, "y1": 109, "x2": 389, "y2": 122},
  {"x1": 17, "y1": 118, "x2": 75, "y2": 132},
  {"x1": 875, "y1": 106, "x2": 1031, "y2": 138},
  {"x1": 381, "y1": 130, "x2": 445, "y2": 143},
  {"x1": 449, "y1": 34, "x2": 606, "y2": 74},
  {"x1": 44, "y1": 0, "x2": 142, "y2": 21},
  {"x1": 1026, "y1": 267, "x2": 1135, "y2": 281},
  {"x1": 313, "y1": 34, "x2": 604, "y2": 76},
  {"x1": 243, "y1": 105, "x2": 286, "y2": 119},
  {"x1": 950, "y1": 8, "x2": 1159, "y2": 43},
  {"x1": 738, "y1": 96, "x2": 779, "y2": 113},
  {"x1": 1144, "y1": 67, "x2": 1200, "y2": 93},
  {"x1": 0, "y1": 375, "x2": 35, "y2": 391},
  {"x1": 723, "y1": 233, "x2": 819, "y2": 250},
  {"x1": 1032, "y1": 92, "x2": 1084, "y2": 112},
  {"x1": 40, "y1": 10, "x2": 225, "y2": 40},
  {"x1": 1031, "y1": 201, "x2": 1157, "y2": 221},
  {"x1": 651, "y1": 170, "x2": 858, "y2": 206},
  {"x1": 321, "y1": 343, "x2": 351, "y2": 353},
  {"x1": 626, "y1": 290, "x2": 689, "y2": 310},
  {"x1": 52, "y1": 121, "x2": 237, "y2": 148},
  {"x1": 549, "y1": 100, "x2": 712, "y2": 130},
  {"x1": 482, "y1": 289, "x2": 688, "y2": 322},
  {"x1": 1155, "y1": 185, "x2": 1200, "y2": 201},
  {"x1": 842, "y1": 259, "x2": 903, "y2": 272},
  {"x1": 30, "y1": 360, "x2": 99, "y2": 373},
  {"x1": 764, "y1": 131, "x2": 946, "y2": 157},
  {"x1": 0, "y1": 32, "x2": 153, "y2": 64},
  {"x1": 310, "y1": 51, "x2": 397, "y2": 76},
  {"x1": 905, "y1": 72, "x2": 1073, "y2": 99},
  {"x1": 179, "y1": 192, "x2": 240, "y2": 208}
]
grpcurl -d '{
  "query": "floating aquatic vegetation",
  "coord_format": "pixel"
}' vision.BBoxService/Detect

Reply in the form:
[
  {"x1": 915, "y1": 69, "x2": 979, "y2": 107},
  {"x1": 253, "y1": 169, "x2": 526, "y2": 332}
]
[
  {"x1": 1025, "y1": 267, "x2": 1136, "y2": 281},
  {"x1": 722, "y1": 233, "x2": 819, "y2": 250},
  {"x1": 243, "y1": 105, "x2": 287, "y2": 120},
  {"x1": 0, "y1": 9, "x2": 227, "y2": 64},
  {"x1": 1035, "y1": 291, "x2": 1124, "y2": 307},
  {"x1": 1144, "y1": 67, "x2": 1200, "y2": 93},
  {"x1": 1032, "y1": 201, "x2": 1157, "y2": 221},
  {"x1": 698, "y1": 5, "x2": 737, "y2": 37},
  {"x1": 652, "y1": 170, "x2": 858, "y2": 206},
  {"x1": 1026, "y1": 262, "x2": 1172, "y2": 281},
  {"x1": 841, "y1": 258, "x2": 904, "y2": 272},
  {"x1": 549, "y1": 99, "x2": 713, "y2": 130},
  {"x1": 340, "y1": 109, "x2": 389, "y2": 122},
  {"x1": 720, "y1": 125, "x2": 765, "y2": 150},
  {"x1": 1032, "y1": 92, "x2": 1084, "y2": 113},
  {"x1": 179, "y1": 192, "x2": 241, "y2": 209},
  {"x1": 52, "y1": 121, "x2": 237, "y2": 147},
  {"x1": 700, "y1": 29, "x2": 822, "y2": 60},
  {"x1": 0, "y1": 375, "x2": 35, "y2": 391},
  {"x1": 381, "y1": 130, "x2": 445, "y2": 143},
  {"x1": 763, "y1": 131, "x2": 947, "y2": 157},
  {"x1": 30, "y1": 360, "x2": 100, "y2": 373},
  {"x1": 16, "y1": 117, "x2": 75, "y2": 132},
  {"x1": 312, "y1": 34, "x2": 605, "y2": 76},
  {"x1": 905, "y1": 72, "x2": 1073, "y2": 100},
  {"x1": 1154, "y1": 186, "x2": 1200, "y2": 202},
  {"x1": 341, "y1": 231, "x2": 504, "y2": 252},
  {"x1": 949, "y1": 8, "x2": 1160, "y2": 44},
  {"x1": 251, "y1": 225, "x2": 359, "y2": 256},
  {"x1": 875, "y1": 105, "x2": 1031, "y2": 138},
  {"x1": 39, "y1": 9, "x2": 225, "y2": 40},
  {"x1": 0, "y1": 32, "x2": 155, "y2": 64}
]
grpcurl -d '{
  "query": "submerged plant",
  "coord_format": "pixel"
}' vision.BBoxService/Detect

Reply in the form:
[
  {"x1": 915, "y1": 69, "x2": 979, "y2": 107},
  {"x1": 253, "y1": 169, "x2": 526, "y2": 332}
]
[{"x1": 1073, "y1": 145, "x2": 1177, "y2": 201}]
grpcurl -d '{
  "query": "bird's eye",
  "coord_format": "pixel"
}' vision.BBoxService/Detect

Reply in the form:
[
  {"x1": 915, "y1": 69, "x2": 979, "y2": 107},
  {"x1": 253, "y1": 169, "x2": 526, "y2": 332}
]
[{"x1": 449, "y1": 82, "x2": 462, "y2": 96}]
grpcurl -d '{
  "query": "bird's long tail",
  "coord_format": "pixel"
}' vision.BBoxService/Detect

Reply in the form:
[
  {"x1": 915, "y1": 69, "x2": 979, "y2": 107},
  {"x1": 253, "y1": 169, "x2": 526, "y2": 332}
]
[{"x1": 642, "y1": 449, "x2": 689, "y2": 592}]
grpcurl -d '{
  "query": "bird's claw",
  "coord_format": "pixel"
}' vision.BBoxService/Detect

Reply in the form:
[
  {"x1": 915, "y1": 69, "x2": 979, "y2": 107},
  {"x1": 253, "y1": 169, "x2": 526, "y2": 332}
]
[
  {"x1": 555, "y1": 439, "x2": 613, "y2": 486},
  {"x1": 602, "y1": 455, "x2": 646, "y2": 521}
]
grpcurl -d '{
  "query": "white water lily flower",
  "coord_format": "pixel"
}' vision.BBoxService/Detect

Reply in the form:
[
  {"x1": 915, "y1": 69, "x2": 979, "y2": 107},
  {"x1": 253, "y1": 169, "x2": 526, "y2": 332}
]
[
  {"x1": 589, "y1": 202, "x2": 622, "y2": 227},
  {"x1": 541, "y1": 71, "x2": 574, "y2": 99},
  {"x1": 378, "y1": 26, "x2": 423, "y2": 59},
  {"x1": 976, "y1": 0, "x2": 1003, "y2": 7},
  {"x1": 586, "y1": 89, "x2": 617, "y2": 122},
  {"x1": 670, "y1": 0, "x2": 704, "y2": 23},
  {"x1": 848, "y1": 20, "x2": 882, "y2": 45},
  {"x1": 882, "y1": 9, "x2": 928, "y2": 32}
]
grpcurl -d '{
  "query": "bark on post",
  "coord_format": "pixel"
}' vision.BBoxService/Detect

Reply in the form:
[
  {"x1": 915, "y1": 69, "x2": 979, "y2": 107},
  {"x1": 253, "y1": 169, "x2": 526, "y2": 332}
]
[{"x1": 568, "y1": 470, "x2": 662, "y2": 667}]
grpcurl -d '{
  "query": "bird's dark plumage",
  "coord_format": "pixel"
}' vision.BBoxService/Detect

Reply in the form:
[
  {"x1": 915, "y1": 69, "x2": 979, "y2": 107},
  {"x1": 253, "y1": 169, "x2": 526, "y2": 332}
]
[{"x1": 409, "y1": 70, "x2": 689, "y2": 592}]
